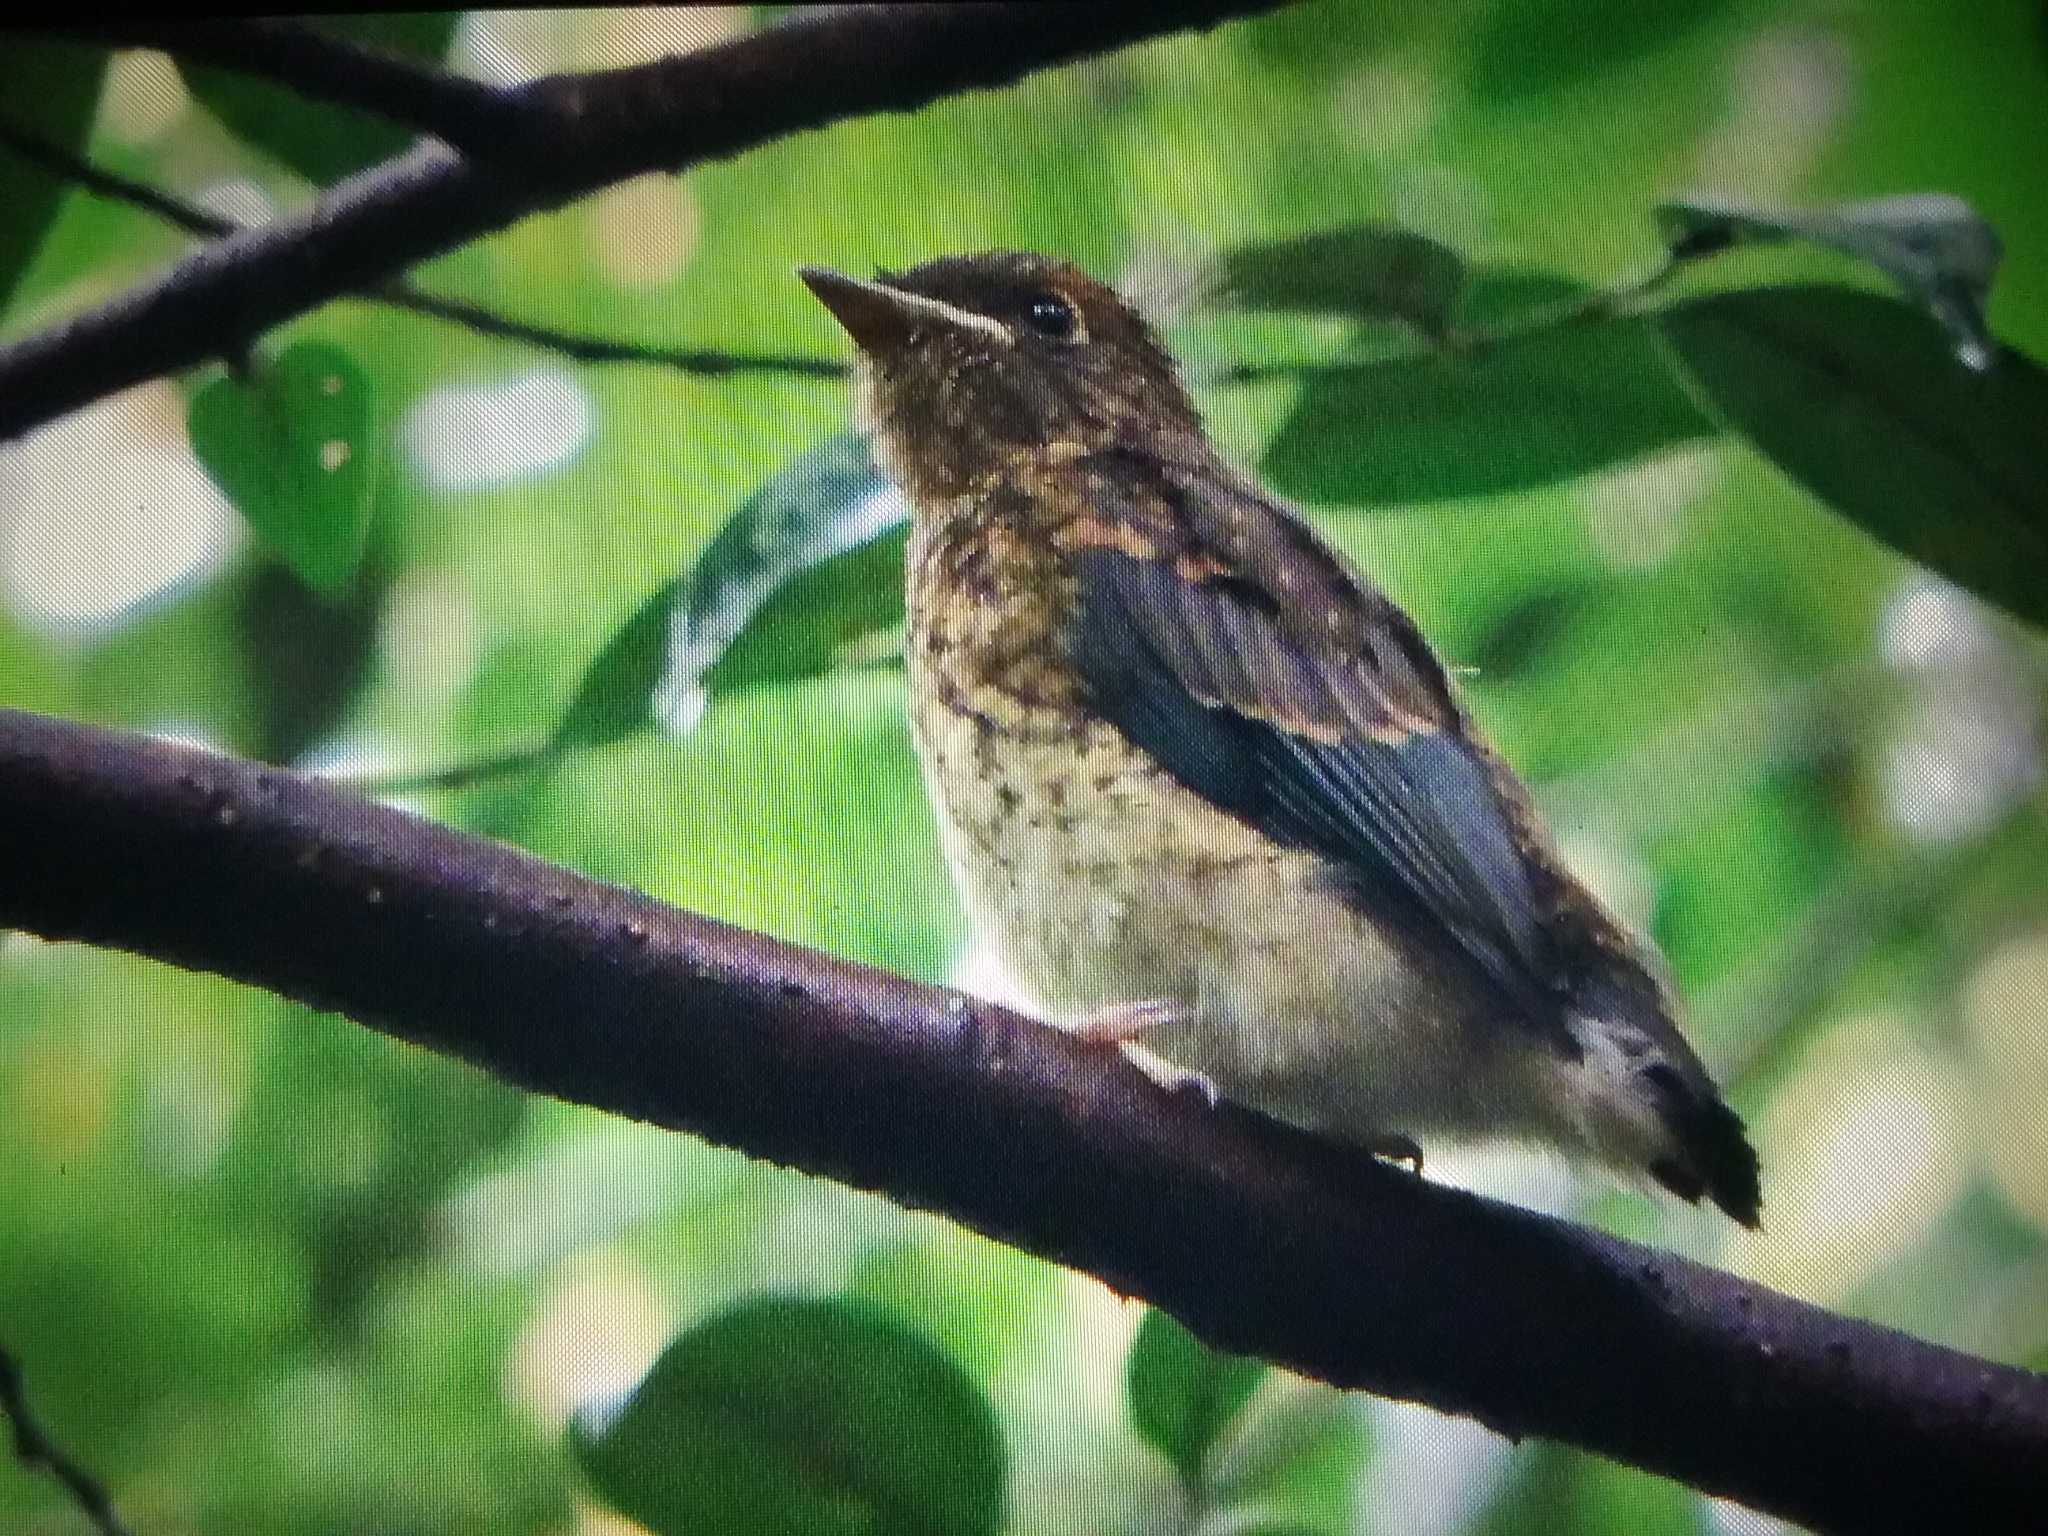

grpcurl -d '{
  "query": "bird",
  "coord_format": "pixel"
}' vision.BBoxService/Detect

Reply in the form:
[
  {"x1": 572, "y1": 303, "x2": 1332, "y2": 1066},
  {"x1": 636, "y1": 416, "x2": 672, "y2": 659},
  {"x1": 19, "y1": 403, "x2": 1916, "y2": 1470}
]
[{"x1": 800, "y1": 250, "x2": 1761, "y2": 1227}]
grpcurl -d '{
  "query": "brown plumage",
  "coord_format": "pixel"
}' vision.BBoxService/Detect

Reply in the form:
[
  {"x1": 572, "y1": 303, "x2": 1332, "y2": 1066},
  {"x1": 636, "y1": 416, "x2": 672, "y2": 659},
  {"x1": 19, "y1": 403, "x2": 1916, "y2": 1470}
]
[{"x1": 803, "y1": 251, "x2": 1760, "y2": 1226}]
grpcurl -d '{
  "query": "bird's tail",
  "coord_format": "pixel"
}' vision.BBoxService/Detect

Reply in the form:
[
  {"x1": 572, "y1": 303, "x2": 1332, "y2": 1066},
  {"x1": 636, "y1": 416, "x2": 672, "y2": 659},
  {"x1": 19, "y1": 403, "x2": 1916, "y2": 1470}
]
[
  {"x1": 1569, "y1": 962, "x2": 1763, "y2": 1228},
  {"x1": 1637, "y1": 1058, "x2": 1762, "y2": 1228}
]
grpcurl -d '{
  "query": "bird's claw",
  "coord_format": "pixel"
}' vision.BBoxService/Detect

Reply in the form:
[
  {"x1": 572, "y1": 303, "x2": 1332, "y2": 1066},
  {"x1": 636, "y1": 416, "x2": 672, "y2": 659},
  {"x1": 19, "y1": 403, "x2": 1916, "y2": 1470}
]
[
  {"x1": 1073, "y1": 997, "x2": 1184, "y2": 1044},
  {"x1": 1366, "y1": 1133, "x2": 1425, "y2": 1176},
  {"x1": 1121, "y1": 1043, "x2": 1222, "y2": 1107}
]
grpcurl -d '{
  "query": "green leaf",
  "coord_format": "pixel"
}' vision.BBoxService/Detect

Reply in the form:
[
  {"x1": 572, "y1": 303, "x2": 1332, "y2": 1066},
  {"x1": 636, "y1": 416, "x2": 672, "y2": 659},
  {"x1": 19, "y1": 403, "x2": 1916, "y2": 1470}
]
[
  {"x1": 1211, "y1": 1387, "x2": 1370, "y2": 1533},
  {"x1": 177, "y1": 15, "x2": 458, "y2": 185},
  {"x1": 0, "y1": 41, "x2": 109, "y2": 312},
  {"x1": 554, "y1": 433, "x2": 904, "y2": 749},
  {"x1": 1262, "y1": 276, "x2": 1713, "y2": 505},
  {"x1": 234, "y1": 563, "x2": 383, "y2": 764},
  {"x1": 669, "y1": 432, "x2": 905, "y2": 713},
  {"x1": 188, "y1": 342, "x2": 378, "y2": 597},
  {"x1": 1462, "y1": 581, "x2": 1602, "y2": 679},
  {"x1": 1656, "y1": 284, "x2": 2048, "y2": 629},
  {"x1": 1212, "y1": 225, "x2": 1467, "y2": 338},
  {"x1": 1655, "y1": 193, "x2": 2005, "y2": 368},
  {"x1": 1127, "y1": 1308, "x2": 1267, "y2": 1491},
  {"x1": 1468, "y1": 0, "x2": 1737, "y2": 98},
  {"x1": 548, "y1": 576, "x2": 682, "y2": 752},
  {"x1": 548, "y1": 435, "x2": 901, "y2": 753},
  {"x1": 570, "y1": 1295, "x2": 1006, "y2": 1536}
]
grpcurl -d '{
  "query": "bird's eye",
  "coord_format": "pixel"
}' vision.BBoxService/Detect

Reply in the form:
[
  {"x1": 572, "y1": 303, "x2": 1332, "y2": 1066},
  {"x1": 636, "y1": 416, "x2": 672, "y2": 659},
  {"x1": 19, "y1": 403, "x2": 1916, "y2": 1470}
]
[{"x1": 1022, "y1": 293, "x2": 1082, "y2": 340}]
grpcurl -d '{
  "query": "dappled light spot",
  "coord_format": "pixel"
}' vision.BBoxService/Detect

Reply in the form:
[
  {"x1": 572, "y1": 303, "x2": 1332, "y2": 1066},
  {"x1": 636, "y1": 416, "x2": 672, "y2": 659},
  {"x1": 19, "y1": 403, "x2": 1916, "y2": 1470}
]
[
  {"x1": 11, "y1": 1038, "x2": 114, "y2": 1164},
  {"x1": 1964, "y1": 929, "x2": 2048, "y2": 1233},
  {"x1": 1703, "y1": 1493, "x2": 1804, "y2": 1536},
  {"x1": 401, "y1": 367, "x2": 593, "y2": 491},
  {"x1": 507, "y1": 1250, "x2": 672, "y2": 1436},
  {"x1": 588, "y1": 173, "x2": 700, "y2": 289},
  {"x1": 1878, "y1": 575, "x2": 2040, "y2": 844},
  {"x1": 1329, "y1": 59, "x2": 1442, "y2": 159},
  {"x1": 0, "y1": 385, "x2": 241, "y2": 636},
  {"x1": 1880, "y1": 574, "x2": 2002, "y2": 672},
  {"x1": 1554, "y1": 827, "x2": 1658, "y2": 934},
  {"x1": 379, "y1": 566, "x2": 483, "y2": 704},
  {"x1": 139, "y1": 1052, "x2": 243, "y2": 1180},
  {"x1": 1581, "y1": 444, "x2": 1719, "y2": 570},
  {"x1": 1727, "y1": 1014, "x2": 1970, "y2": 1304},
  {"x1": 1359, "y1": 1402, "x2": 1513, "y2": 1536},
  {"x1": 195, "y1": 174, "x2": 276, "y2": 229},
  {"x1": 1687, "y1": 28, "x2": 1852, "y2": 200},
  {"x1": 101, "y1": 48, "x2": 189, "y2": 145}
]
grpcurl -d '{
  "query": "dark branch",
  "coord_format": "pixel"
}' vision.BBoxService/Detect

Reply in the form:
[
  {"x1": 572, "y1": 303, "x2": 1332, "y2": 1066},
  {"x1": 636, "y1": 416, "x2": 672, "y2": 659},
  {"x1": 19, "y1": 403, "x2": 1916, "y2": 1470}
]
[
  {"x1": 2, "y1": 707, "x2": 2044, "y2": 1536},
  {"x1": 60, "y1": 17, "x2": 536, "y2": 156},
  {"x1": 0, "y1": 1344, "x2": 132, "y2": 1536},
  {"x1": 0, "y1": 117, "x2": 845, "y2": 382},
  {"x1": 0, "y1": 1, "x2": 1287, "y2": 440},
  {"x1": 376, "y1": 286, "x2": 845, "y2": 378}
]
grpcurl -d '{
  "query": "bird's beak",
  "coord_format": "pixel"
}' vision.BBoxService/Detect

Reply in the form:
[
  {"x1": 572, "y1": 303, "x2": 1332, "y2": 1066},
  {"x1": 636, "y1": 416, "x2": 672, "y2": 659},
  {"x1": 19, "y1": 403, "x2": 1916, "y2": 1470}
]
[{"x1": 800, "y1": 266, "x2": 1011, "y2": 355}]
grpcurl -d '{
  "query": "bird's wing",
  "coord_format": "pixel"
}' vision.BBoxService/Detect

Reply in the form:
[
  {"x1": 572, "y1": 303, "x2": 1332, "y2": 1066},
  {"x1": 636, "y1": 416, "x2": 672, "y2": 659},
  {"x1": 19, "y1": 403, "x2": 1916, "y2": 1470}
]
[{"x1": 1058, "y1": 447, "x2": 1561, "y2": 1028}]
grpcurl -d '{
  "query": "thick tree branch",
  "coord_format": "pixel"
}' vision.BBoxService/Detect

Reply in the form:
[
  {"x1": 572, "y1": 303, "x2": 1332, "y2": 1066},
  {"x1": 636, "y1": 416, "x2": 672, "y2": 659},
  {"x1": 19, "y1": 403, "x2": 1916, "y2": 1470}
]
[
  {"x1": 1, "y1": 1344, "x2": 132, "y2": 1536},
  {"x1": 62, "y1": 18, "x2": 538, "y2": 157},
  {"x1": 0, "y1": 2, "x2": 1287, "y2": 440},
  {"x1": 1, "y1": 707, "x2": 2042, "y2": 1535}
]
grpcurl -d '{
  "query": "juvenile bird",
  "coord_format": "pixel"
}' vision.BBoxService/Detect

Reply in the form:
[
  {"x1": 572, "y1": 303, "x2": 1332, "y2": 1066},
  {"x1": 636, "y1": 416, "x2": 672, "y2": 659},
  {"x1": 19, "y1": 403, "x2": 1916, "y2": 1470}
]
[{"x1": 802, "y1": 251, "x2": 1761, "y2": 1226}]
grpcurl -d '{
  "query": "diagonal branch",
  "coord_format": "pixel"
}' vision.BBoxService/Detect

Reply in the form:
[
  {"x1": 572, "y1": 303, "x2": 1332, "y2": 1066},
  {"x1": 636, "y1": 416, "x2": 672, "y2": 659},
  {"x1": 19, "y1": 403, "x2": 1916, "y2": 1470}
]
[
  {"x1": 0, "y1": 1, "x2": 1288, "y2": 440},
  {"x1": 0, "y1": 1344, "x2": 132, "y2": 1536},
  {"x1": 0, "y1": 117, "x2": 845, "y2": 380},
  {"x1": 1, "y1": 706, "x2": 2043, "y2": 1536},
  {"x1": 59, "y1": 17, "x2": 537, "y2": 156}
]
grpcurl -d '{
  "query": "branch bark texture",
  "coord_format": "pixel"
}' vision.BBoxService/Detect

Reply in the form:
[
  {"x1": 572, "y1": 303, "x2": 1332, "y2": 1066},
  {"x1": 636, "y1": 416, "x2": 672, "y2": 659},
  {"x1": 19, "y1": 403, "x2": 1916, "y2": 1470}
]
[
  {"x1": 0, "y1": 2, "x2": 1285, "y2": 440},
  {"x1": 1, "y1": 708, "x2": 2042, "y2": 1534}
]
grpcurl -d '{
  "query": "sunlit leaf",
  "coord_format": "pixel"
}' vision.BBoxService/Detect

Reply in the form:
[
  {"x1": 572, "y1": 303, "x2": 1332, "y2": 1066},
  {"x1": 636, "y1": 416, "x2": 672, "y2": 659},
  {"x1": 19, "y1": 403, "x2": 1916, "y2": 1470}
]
[
  {"x1": 1655, "y1": 193, "x2": 2005, "y2": 368},
  {"x1": 0, "y1": 41, "x2": 108, "y2": 311},
  {"x1": 664, "y1": 434, "x2": 906, "y2": 727},
  {"x1": 1127, "y1": 1308, "x2": 1267, "y2": 1491},
  {"x1": 1657, "y1": 285, "x2": 2048, "y2": 629},
  {"x1": 1204, "y1": 1380, "x2": 1369, "y2": 1532},
  {"x1": 570, "y1": 1296, "x2": 1006, "y2": 1536},
  {"x1": 1212, "y1": 224, "x2": 1467, "y2": 338},
  {"x1": 177, "y1": 14, "x2": 458, "y2": 185},
  {"x1": 1262, "y1": 274, "x2": 1713, "y2": 504},
  {"x1": 188, "y1": 342, "x2": 378, "y2": 598},
  {"x1": 549, "y1": 434, "x2": 902, "y2": 749}
]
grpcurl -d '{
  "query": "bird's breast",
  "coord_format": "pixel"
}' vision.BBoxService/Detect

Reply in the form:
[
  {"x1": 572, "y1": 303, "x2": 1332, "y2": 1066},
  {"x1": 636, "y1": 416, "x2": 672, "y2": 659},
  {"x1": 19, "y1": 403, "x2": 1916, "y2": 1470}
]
[{"x1": 902, "y1": 503, "x2": 1468, "y2": 1113}]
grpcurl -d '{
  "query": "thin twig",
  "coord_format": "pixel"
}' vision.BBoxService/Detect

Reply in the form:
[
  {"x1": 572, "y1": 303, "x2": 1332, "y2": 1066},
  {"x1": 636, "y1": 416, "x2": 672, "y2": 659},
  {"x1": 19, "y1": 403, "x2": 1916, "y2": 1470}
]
[
  {"x1": 0, "y1": 118, "x2": 845, "y2": 382},
  {"x1": 330, "y1": 740, "x2": 559, "y2": 797},
  {"x1": 376, "y1": 287, "x2": 844, "y2": 378},
  {"x1": 0, "y1": 1345, "x2": 133, "y2": 1536}
]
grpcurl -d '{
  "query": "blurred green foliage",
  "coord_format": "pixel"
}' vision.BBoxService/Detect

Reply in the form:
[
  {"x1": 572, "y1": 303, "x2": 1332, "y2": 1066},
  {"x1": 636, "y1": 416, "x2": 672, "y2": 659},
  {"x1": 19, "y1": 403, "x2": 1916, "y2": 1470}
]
[{"x1": 2, "y1": 4, "x2": 2046, "y2": 1533}]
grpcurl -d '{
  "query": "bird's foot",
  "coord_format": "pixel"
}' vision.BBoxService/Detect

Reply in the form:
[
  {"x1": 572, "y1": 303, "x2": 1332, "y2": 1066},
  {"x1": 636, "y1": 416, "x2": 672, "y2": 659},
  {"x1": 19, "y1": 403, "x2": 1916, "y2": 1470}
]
[
  {"x1": 1365, "y1": 1133, "x2": 1425, "y2": 1176},
  {"x1": 1070, "y1": 1000, "x2": 1219, "y2": 1106},
  {"x1": 1120, "y1": 1044, "x2": 1222, "y2": 1107},
  {"x1": 1072, "y1": 997, "x2": 1183, "y2": 1044}
]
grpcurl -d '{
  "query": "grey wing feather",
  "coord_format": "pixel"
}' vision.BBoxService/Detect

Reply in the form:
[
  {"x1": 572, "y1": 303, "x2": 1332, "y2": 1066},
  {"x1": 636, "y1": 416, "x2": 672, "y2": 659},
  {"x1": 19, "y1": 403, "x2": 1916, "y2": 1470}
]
[{"x1": 1066, "y1": 470, "x2": 1561, "y2": 1028}]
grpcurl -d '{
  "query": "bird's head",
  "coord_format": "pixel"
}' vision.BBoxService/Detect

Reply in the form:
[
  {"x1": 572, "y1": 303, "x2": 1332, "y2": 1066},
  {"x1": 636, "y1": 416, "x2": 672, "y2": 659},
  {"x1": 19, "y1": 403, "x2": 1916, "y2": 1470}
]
[{"x1": 801, "y1": 251, "x2": 1200, "y2": 501}]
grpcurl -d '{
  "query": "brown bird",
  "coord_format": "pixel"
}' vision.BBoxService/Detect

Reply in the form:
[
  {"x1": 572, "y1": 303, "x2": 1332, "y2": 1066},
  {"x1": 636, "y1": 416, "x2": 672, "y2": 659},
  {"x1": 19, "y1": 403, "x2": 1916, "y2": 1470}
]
[{"x1": 802, "y1": 251, "x2": 1760, "y2": 1226}]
